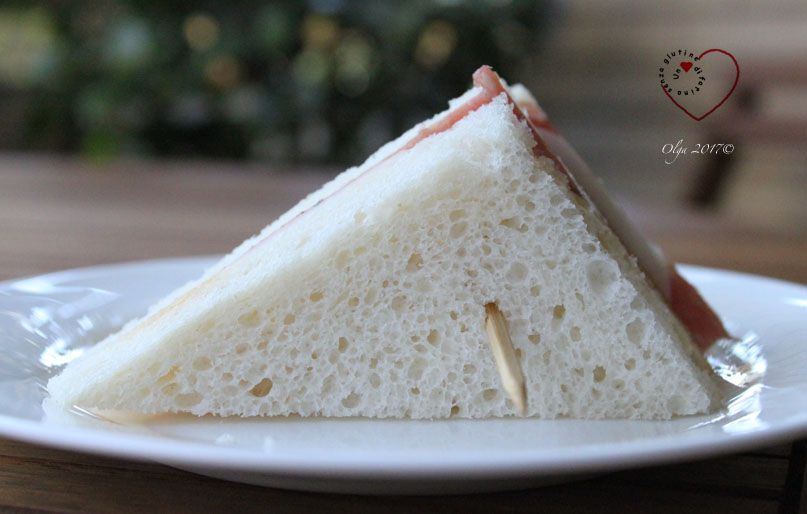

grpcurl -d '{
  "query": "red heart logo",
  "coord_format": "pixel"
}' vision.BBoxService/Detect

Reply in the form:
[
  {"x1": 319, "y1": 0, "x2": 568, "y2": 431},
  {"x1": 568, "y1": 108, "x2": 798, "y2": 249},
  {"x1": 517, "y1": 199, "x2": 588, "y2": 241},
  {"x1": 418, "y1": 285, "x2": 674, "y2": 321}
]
[
  {"x1": 661, "y1": 49, "x2": 739, "y2": 121},
  {"x1": 680, "y1": 61, "x2": 693, "y2": 72}
]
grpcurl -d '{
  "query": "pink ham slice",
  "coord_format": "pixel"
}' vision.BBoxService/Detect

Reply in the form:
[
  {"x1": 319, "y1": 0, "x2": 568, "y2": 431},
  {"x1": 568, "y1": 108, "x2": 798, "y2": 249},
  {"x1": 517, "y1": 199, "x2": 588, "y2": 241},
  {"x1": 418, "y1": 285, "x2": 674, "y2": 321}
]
[{"x1": 669, "y1": 267, "x2": 731, "y2": 349}]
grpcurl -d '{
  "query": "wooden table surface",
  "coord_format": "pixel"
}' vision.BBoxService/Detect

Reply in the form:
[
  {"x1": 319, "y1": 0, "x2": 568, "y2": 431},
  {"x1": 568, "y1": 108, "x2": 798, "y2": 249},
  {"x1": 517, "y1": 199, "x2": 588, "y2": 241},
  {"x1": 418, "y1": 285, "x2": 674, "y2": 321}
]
[{"x1": 0, "y1": 155, "x2": 805, "y2": 513}]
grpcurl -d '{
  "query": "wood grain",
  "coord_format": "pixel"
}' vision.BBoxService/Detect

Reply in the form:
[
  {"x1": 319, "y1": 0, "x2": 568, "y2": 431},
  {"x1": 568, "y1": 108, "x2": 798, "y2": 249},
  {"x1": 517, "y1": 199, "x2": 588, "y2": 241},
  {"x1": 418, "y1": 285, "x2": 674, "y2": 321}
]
[
  {"x1": 0, "y1": 155, "x2": 805, "y2": 513},
  {"x1": 0, "y1": 438, "x2": 790, "y2": 514}
]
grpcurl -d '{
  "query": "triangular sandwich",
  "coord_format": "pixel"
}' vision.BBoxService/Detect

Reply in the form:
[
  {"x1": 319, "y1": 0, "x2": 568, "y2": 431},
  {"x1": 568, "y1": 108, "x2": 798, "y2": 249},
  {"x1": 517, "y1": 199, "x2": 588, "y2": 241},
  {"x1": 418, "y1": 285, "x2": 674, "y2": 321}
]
[{"x1": 48, "y1": 66, "x2": 727, "y2": 419}]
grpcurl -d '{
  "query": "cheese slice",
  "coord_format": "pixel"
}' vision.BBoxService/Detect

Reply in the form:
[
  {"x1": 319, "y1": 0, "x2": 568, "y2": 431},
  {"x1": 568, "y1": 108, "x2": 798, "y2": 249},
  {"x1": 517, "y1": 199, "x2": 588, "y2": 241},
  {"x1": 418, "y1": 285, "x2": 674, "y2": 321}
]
[{"x1": 48, "y1": 67, "x2": 722, "y2": 419}]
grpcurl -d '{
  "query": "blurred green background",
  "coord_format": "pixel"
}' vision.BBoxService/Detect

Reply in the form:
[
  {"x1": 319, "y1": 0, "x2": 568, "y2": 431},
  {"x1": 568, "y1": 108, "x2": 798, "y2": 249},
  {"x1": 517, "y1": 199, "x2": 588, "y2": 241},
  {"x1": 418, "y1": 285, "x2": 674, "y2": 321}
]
[{"x1": 0, "y1": 1, "x2": 550, "y2": 164}]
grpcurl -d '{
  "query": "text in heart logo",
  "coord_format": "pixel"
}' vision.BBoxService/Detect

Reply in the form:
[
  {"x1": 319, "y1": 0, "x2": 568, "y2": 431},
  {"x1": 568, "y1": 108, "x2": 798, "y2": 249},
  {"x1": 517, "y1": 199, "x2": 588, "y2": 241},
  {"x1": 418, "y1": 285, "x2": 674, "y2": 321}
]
[{"x1": 658, "y1": 49, "x2": 739, "y2": 121}]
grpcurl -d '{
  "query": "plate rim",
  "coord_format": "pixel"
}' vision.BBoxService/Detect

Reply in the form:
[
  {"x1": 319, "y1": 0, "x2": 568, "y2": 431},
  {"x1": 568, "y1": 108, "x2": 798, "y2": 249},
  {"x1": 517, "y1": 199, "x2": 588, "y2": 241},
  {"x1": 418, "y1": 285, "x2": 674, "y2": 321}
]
[{"x1": 1, "y1": 407, "x2": 807, "y2": 478}]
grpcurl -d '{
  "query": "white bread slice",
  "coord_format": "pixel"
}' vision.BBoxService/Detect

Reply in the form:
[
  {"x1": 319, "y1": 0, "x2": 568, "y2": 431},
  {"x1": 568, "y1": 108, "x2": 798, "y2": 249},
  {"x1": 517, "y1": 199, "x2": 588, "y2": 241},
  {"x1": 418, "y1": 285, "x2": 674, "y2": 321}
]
[{"x1": 47, "y1": 71, "x2": 720, "y2": 419}]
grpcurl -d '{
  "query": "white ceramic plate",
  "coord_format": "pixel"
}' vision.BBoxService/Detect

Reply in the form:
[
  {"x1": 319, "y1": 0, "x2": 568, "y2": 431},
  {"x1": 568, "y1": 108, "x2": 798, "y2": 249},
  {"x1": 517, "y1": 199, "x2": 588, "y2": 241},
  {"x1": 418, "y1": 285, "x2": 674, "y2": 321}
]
[{"x1": 0, "y1": 257, "x2": 805, "y2": 494}]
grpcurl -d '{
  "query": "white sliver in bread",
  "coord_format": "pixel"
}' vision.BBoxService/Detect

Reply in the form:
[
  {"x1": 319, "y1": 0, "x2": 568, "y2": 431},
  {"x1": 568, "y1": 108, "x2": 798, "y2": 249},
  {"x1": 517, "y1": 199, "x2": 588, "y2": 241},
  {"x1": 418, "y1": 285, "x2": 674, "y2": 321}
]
[{"x1": 47, "y1": 67, "x2": 722, "y2": 420}]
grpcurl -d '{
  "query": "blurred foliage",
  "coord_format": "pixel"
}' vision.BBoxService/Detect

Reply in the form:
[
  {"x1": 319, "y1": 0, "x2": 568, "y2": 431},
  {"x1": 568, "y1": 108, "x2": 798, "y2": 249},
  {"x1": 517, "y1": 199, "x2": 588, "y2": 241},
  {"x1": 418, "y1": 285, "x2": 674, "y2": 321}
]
[{"x1": 0, "y1": 1, "x2": 550, "y2": 164}]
